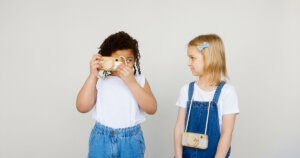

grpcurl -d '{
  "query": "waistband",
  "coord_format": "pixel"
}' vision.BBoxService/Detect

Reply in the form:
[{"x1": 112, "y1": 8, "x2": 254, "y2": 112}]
[{"x1": 93, "y1": 122, "x2": 141, "y2": 137}]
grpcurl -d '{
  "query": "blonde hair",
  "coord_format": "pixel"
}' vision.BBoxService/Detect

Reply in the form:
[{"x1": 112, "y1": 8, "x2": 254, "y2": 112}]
[{"x1": 188, "y1": 34, "x2": 228, "y2": 85}]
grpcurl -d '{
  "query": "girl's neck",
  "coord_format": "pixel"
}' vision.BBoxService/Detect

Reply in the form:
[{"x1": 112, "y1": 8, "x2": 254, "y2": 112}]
[{"x1": 197, "y1": 76, "x2": 218, "y2": 91}]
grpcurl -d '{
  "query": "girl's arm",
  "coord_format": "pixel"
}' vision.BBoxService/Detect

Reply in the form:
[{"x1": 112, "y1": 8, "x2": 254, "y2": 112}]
[
  {"x1": 76, "y1": 54, "x2": 102, "y2": 113},
  {"x1": 174, "y1": 107, "x2": 186, "y2": 158},
  {"x1": 215, "y1": 114, "x2": 237, "y2": 158},
  {"x1": 126, "y1": 79, "x2": 157, "y2": 114},
  {"x1": 116, "y1": 64, "x2": 157, "y2": 114},
  {"x1": 76, "y1": 75, "x2": 98, "y2": 113}
]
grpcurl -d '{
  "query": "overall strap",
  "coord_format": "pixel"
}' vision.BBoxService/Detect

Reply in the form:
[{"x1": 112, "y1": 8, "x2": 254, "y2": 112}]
[
  {"x1": 185, "y1": 81, "x2": 212, "y2": 134},
  {"x1": 212, "y1": 81, "x2": 226, "y2": 104},
  {"x1": 185, "y1": 81, "x2": 196, "y2": 132},
  {"x1": 188, "y1": 81, "x2": 195, "y2": 101}
]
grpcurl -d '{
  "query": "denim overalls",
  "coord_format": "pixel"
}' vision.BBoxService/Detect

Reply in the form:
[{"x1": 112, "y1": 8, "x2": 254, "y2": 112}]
[
  {"x1": 88, "y1": 122, "x2": 145, "y2": 158},
  {"x1": 183, "y1": 81, "x2": 231, "y2": 158}
]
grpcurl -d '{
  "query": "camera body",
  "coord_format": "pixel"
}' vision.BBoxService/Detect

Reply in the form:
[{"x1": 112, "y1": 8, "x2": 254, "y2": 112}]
[
  {"x1": 182, "y1": 132, "x2": 208, "y2": 149},
  {"x1": 100, "y1": 56, "x2": 124, "y2": 71}
]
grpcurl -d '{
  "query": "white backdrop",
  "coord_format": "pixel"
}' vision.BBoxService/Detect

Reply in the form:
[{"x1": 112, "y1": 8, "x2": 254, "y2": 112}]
[{"x1": 1, "y1": 0, "x2": 300, "y2": 157}]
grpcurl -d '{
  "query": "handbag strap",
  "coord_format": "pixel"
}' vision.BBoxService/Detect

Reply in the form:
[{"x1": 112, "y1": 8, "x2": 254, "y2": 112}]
[
  {"x1": 184, "y1": 83, "x2": 195, "y2": 132},
  {"x1": 184, "y1": 81, "x2": 211, "y2": 135}
]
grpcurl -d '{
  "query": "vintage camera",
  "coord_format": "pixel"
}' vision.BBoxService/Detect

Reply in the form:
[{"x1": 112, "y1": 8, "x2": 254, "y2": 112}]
[
  {"x1": 99, "y1": 56, "x2": 125, "y2": 71},
  {"x1": 182, "y1": 132, "x2": 208, "y2": 149}
]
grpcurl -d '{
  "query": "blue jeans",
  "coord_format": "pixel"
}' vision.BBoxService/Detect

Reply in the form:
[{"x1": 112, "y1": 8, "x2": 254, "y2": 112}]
[{"x1": 88, "y1": 122, "x2": 145, "y2": 158}]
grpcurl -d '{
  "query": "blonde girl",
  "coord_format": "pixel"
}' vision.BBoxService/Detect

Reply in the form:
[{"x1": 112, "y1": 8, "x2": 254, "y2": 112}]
[{"x1": 174, "y1": 34, "x2": 239, "y2": 158}]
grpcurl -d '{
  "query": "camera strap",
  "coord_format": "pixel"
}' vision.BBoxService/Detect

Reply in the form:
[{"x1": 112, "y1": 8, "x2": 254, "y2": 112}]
[
  {"x1": 120, "y1": 56, "x2": 128, "y2": 65},
  {"x1": 184, "y1": 82, "x2": 212, "y2": 136}
]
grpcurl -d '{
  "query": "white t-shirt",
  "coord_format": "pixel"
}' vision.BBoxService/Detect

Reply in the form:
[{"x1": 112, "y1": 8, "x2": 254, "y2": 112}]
[
  {"x1": 176, "y1": 82, "x2": 239, "y2": 131},
  {"x1": 92, "y1": 74, "x2": 146, "y2": 129}
]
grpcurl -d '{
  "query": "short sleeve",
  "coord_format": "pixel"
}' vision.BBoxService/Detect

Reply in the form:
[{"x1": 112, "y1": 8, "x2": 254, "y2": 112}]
[
  {"x1": 135, "y1": 74, "x2": 145, "y2": 88},
  {"x1": 221, "y1": 85, "x2": 240, "y2": 115},
  {"x1": 96, "y1": 77, "x2": 102, "y2": 90},
  {"x1": 176, "y1": 84, "x2": 189, "y2": 108}
]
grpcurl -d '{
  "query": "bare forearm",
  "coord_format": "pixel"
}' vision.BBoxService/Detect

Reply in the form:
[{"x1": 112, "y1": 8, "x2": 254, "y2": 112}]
[
  {"x1": 174, "y1": 124, "x2": 184, "y2": 158},
  {"x1": 174, "y1": 107, "x2": 186, "y2": 158},
  {"x1": 127, "y1": 81, "x2": 157, "y2": 114},
  {"x1": 215, "y1": 133, "x2": 232, "y2": 158},
  {"x1": 76, "y1": 74, "x2": 98, "y2": 113},
  {"x1": 215, "y1": 114, "x2": 236, "y2": 158}
]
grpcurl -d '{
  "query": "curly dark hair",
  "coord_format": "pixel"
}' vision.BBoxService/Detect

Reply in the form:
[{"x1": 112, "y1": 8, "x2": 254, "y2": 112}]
[{"x1": 98, "y1": 31, "x2": 141, "y2": 77}]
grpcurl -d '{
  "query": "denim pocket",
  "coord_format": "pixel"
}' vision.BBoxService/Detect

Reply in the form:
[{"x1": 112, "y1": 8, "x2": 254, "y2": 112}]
[
  {"x1": 89, "y1": 129, "x2": 99, "y2": 147},
  {"x1": 135, "y1": 132, "x2": 145, "y2": 154}
]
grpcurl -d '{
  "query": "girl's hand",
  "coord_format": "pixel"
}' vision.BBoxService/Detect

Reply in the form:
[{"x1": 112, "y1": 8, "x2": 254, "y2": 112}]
[
  {"x1": 115, "y1": 63, "x2": 136, "y2": 86},
  {"x1": 89, "y1": 54, "x2": 103, "y2": 78}
]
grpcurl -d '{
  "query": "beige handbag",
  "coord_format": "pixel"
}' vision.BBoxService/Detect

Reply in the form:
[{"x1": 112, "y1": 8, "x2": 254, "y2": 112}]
[{"x1": 181, "y1": 83, "x2": 212, "y2": 149}]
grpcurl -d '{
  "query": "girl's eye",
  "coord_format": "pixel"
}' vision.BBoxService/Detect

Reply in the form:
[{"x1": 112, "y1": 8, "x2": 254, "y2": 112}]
[{"x1": 126, "y1": 59, "x2": 133, "y2": 63}]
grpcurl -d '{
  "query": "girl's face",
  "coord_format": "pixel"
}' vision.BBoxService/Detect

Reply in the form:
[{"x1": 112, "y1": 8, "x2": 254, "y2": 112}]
[
  {"x1": 111, "y1": 49, "x2": 135, "y2": 68},
  {"x1": 187, "y1": 46, "x2": 205, "y2": 76}
]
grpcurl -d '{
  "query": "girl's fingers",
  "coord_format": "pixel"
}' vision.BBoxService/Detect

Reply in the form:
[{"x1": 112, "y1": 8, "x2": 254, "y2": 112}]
[
  {"x1": 91, "y1": 54, "x2": 102, "y2": 62},
  {"x1": 115, "y1": 64, "x2": 133, "y2": 78},
  {"x1": 91, "y1": 54, "x2": 98, "y2": 61},
  {"x1": 92, "y1": 63, "x2": 102, "y2": 69},
  {"x1": 120, "y1": 70, "x2": 131, "y2": 78},
  {"x1": 116, "y1": 66, "x2": 126, "y2": 75},
  {"x1": 116, "y1": 63, "x2": 125, "y2": 72},
  {"x1": 98, "y1": 56, "x2": 104, "y2": 61},
  {"x1": 122, "y1": 67, "x2": 130, "y2": 74},
  {"x1": 120, "y1": 64, "x2": 131, "y2": 70},
  {"x1": 124, "y1": 66, "x2": 132, "y2": 72},
  {"x1": 92, "y1": 59, "x2": 102, "y2": 65},
  {"x1": 121, "y1": 65, "x2": 131, "y2": 74},
  {"x1": 118, "y1": 70, "x2": 127, "y2": 78},
  {"x1": 115, "y1": 66, "x2": 121, "y2": 72},
  {"x1": 118, "y1": 63, "x2": 125, "y2": 69}
]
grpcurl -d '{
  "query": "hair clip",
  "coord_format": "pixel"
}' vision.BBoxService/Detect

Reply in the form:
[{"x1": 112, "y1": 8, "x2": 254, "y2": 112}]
[{"x1": 197, "y1": 42, "x2": 210, "y2": 51}]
